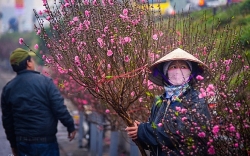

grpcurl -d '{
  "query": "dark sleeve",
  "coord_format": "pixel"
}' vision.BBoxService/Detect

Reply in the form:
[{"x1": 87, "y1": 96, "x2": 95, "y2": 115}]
[
  {"x1": 1, "y1": 86, "x2": 17, "y2": 148},
  {"x1": 137, "y1": 122, "x2": 173, "y2": 147},
  {"x1": 137, "y1": 99, "x2": 173, "y2": 147},
  {"x1": 47, "y1": 78, "x2": 75, "y2": 133}
]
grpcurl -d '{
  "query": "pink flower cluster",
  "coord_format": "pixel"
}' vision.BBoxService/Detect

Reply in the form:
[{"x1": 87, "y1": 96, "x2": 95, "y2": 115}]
[{"x1": 199, "y1": 84, "x2": 216, "y2": 98}]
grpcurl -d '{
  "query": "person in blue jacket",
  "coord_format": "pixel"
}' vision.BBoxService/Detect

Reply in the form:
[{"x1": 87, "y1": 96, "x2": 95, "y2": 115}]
[
  {"x1": 1, "y1": 48, "x2": 76, "y2": 156},
  {"x1": 126, "y1": 48, "x2": 211, "y2": 155}
]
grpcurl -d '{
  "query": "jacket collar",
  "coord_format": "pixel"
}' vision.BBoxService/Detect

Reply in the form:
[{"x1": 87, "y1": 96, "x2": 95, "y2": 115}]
[{"x1": 17, "y1": 69, "x2": 40, "y2": 75}]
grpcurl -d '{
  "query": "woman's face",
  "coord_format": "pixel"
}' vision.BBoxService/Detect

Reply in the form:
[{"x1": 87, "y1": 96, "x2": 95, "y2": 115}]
[
  {"x1": 168, "y1": 60, "x2": 190, "y2": 71},
  {"x1": 167, "y1": 60, "x2": 191, "y2": 86}
]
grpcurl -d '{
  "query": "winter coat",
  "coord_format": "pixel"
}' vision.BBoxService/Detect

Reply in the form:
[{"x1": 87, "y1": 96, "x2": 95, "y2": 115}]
[
  {"x1": 137, "y1": 87, "x2": 211, "y2": 156},
  {"x1": 1, "y1": 70, "x2": 75, "y2": 148}
]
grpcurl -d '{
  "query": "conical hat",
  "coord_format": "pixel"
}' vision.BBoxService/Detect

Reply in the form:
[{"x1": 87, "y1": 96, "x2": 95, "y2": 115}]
[{"x1": 148, "y1": 48, "x2": 209, "y2": 86}]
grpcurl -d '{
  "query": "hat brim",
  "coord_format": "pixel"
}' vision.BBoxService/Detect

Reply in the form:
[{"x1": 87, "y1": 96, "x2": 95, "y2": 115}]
[{"x1": 148, "y1": 48, "x2": 210, "y2": 86}]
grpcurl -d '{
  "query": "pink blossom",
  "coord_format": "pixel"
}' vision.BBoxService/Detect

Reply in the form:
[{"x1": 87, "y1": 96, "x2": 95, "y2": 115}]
[
  {"x1": 73, "y1": 17, "x2": 79, "y2": 21},
  {"x1": 210, "y1": 63, "x2": 213, "y2": 69},
  {"x1": 203, "y1": 47, "x2": 207, "y2": 55},
  {"x1": 119, "y1": 14, "x2": 128, "y2": 19},
  {"x1": 124, "y1": 37, "x2": 131, "y2": 43},
  {"x1": 107, "y1": 64, "x2": 111, "y2": 68},
  {"x1": 175, "y1": 106, "x2": 181, "y2": 112},
  {"x1": 38, "y1": 10, "x2": 43, "y2": 15},
  {"x1": 158, "y1": 123, "x2": 163, "y2": 127},
  {"x1": 104, "y1": 26, "x2": 108, "y2": 33},
  {"x1": 46, "y1": 16, "x2": 51, "y2": 20},
  {"x1": 236, "y1": 132, "x2": 240, "y2": 139},
  {"x1": 36, "y1": 29, "x2": 41, "y2": 35},
  {"x1": 198, "y1": 132, "x2": 206, "y2": 138},
  {"x1": 200, "y1": 88, "x2": 205, "y2": 92},
  {"x1": 226, "y1": 65, "x2": 230, "y2": 71},
  {"x1": 244, "y1": 65, "x2": 249, "y2": 69},
  {"x1": 196, "y1": 75, "x2": 204, "y2": 80},
  {"x1": 124, "y1": 55, "x2": 130, "y2": 62},
  {"x1": 208, "y1": 146, "x2": 215, "y2": 155},
  {"x1": 105, "y1": 109, "x2": 110, "y2": 113},
  {"x1": 84, "y1": 20, "x2": 90, "y2": 29},
  {"x1": 214, "y1": 62, "x2": 218, "y2": 68},
  {"x1": 181, "y1": 117, "x2": 187, "y2": 122},
  {"x1": 83, "y1": 0, "x2": 89, "y2": 5},
  {"x1": 153, "y1": 34, "x2": 158, "y2": 40},
  {"x1": 72, "y1": 38, "x2": 75, "y2": 42},
  {"x1": 229, "y1": 124, "x2": 235, "y2": 132},
  {"x1": 107, "y1": 50, "x2": 113, "y2": 56},
  {"x1": 85, "y1": 10, "x2": 90, "y2": 17},
  {"x1": 92, "y1": 0, "x2": 97, "y2": 5},
  {"x1": 19, "y1": 38, "x2": 24, "y2": 44},
  {"x1": 181, "y1": 108, "x2": 187, "y2": 114},
  {"x1": 234, "y1": 143, "x2": 238, "y2": 148},
  {"x1": 212, "y1": 125, "x2": 220, "y2": 135},
  {"x1": 131, "y1": 91, "x2": 135, "y2": 97},
  {"x1": 64, "y1": 3, "x2": 70, "y2": 7},
  {"x1": 34, "y1": 44, "x2": 39, "y2": 50},
  {"x1": 207, "y1": 84, "x2": 215, "y2": 91},
  {"x1": 236, "y1": 102, "x2": 241, "y2": 107},
  {"x1": 198, "y1": 92, "x2": 206, "y2": 98},
  {"x1": 42, "y1": 0, "x2": 46, "y2": 5},
  {"x1": 78, "y1": 67, "x2": 84, "y2": 76},
  {"x1": 42, "y1": 55, "x2": 46, "y2": 60},
  {"x1": 75, "y1": 56, "x2": 80, "y2": 66},
  {"x1": 108, "y1": 0, "x2": 114, "y2": 5},
  {"x1": 224, "y1": 59, "x2": 232, "y2": 65},
  {"x1": 97, "y1": 38, "x2": 104, "y2": 48},
  {"x1": 139, "y1": 98, "x2": 143, "y2": 102},
  {"x1": 148, "y1": 80, "x2": 154, "y2": 90},
  {"x1": 123, "y1": 9, "x2": 128, "y2": 16},
  {"x1": 207, "y1": 91, "x2": 215, "y2": 97},
  {"x1": 220, "y1": 74, "x2": 226, "y2": 81}
]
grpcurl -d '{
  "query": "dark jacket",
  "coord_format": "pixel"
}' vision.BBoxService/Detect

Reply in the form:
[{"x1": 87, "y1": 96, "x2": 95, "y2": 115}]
[
  {"x1": 137, "y1": 87, "x2": 211, "y2": 156},
  {"x1": 1, "y1": 70, "x2": 75, "y2": 148}
]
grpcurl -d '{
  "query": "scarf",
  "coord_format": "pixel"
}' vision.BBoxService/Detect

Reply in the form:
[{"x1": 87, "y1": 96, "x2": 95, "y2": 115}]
[{"x1": 164, "y1": 83, "x2": 189, "y2": 102}]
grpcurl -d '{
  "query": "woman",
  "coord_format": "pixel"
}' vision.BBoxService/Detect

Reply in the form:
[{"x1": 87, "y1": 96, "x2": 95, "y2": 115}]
[{"x1": 126, "y1": 48, "x2": 211, "y2": 155}]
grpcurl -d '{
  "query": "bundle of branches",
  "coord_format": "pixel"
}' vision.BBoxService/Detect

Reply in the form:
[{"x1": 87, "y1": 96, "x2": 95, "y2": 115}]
[{"x1": 33, "y1": 0, "x2": 165, "y2": 154}]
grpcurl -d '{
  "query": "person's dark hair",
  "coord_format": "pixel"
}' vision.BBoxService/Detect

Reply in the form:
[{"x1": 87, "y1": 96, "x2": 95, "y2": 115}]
[{"x1": 11, "y1": 56, "x2": 31, "y2": 72}]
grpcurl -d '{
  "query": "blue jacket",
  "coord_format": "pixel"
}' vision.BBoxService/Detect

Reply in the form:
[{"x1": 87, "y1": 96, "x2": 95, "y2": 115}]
[
  {"x1": 1, "y1": 70, "x2": 75, "y2": 148},
  {"x1": 137, "y1": 87, "x2": 211, "y2": 156}
]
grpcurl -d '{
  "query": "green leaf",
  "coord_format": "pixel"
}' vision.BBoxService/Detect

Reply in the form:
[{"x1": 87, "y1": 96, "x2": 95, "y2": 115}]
[
  {"x1": 175, "y1": 112, "x2": 179, "y2": 116},
  {"x1": 175, "y1": 97, "x2": 181, "y2": 102},
  {"x1": 105, "y1": 76, "x2": 113, "y2": 79},
  {"x1": 151, "y1": 122, "x2": 157, "y2": 129},
  {"x1": 155, "y1": 96, "x2": 162, "y2": 107},
  {"x1": 201, "y1": 125, "x2": 206, "y2": 130},
  {"x1": 145, "y1": 91, "x2": 153, "y2": 97}
]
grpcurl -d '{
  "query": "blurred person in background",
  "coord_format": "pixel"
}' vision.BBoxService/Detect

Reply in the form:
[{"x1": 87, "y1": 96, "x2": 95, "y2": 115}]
[{"x1": 1, "y1": 48, "x2": 76, "y2": 156}]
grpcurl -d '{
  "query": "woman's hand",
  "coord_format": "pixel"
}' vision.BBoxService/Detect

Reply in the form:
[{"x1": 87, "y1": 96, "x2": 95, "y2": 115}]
[{"x1": 125, "y1": 121, "x2": 140, "y2": 140}]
